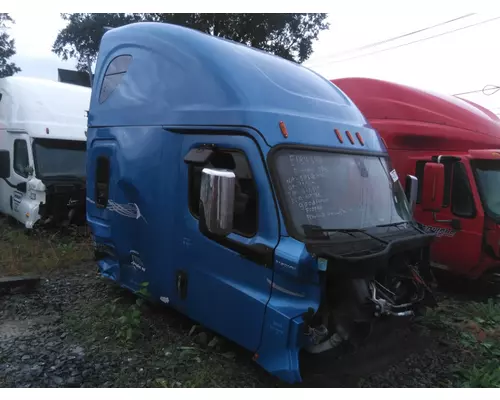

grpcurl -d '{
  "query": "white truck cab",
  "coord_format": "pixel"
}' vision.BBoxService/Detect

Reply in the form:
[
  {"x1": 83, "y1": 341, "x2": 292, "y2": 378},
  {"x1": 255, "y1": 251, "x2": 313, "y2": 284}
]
[{"x1": 0, "y1": 76, "x2": 90, "y2": 229}]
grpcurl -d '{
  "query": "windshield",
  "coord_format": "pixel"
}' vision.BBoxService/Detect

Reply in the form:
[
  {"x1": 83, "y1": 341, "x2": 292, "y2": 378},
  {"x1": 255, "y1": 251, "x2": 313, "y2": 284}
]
[
  {"x1": 272, "y1": 149, "x2": 412, "y2": 237},
  {"x1": 33, "y1": 139, "x2": 86, "y2": 179},
  {"x1": 473, "y1": 159, "x2": 500, "y2": 218}
]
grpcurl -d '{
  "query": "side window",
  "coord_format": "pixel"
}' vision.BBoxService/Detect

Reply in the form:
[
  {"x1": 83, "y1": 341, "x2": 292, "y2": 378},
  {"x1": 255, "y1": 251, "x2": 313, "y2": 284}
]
[
  {"x1": 188, "y1": 150, "x2": 258, "y2": 237},
  {"x1": 95, "y1": 156, "x2": 110, "y2": 208},
  {"x1": 13, "y1": 139, "x2": 29, "y2": 178},
  {"x1": 415, "y1": 159, "x2": 452, "y2": 206},
  {"x1": 99, "y1": 55, "x2": 133, "y2": 104},
  {"x1": 451, "y1": 162, "x2": 475, "y2": 218}
]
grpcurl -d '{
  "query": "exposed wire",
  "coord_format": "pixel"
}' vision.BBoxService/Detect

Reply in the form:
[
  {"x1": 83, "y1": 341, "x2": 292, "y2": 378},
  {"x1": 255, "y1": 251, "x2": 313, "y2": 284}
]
[
  {"x1": 453, "y1": 85, "x2": 500, "y2": 97},
  {"x1": 308, "y1": 15, "x2": 500, "y2": 68},
  {"x1": 309, "y1": 14, "x2": 475, "y2": 64}
]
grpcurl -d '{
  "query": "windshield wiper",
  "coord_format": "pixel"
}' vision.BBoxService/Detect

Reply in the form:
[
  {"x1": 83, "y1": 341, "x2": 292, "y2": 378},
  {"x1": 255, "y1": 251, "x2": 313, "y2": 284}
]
[
  {"x1": 376, "y1": 220, "x2": 412, "y2": 228},
  {"x1": 376, "y1": 220, "x2": 428, "y2": 235},
  {"x1": 302, "y1": 225, "x2": 388, "y2": 244}
]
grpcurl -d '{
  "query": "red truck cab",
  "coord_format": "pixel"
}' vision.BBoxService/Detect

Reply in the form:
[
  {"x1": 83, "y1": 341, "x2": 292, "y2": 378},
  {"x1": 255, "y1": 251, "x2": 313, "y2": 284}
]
[{"x1": 332, "y1": 77, "x2": 500, "y2": 282}]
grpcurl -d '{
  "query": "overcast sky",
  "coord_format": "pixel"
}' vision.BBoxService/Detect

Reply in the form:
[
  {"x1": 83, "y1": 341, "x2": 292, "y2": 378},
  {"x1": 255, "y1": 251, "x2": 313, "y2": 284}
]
[{"x1": 7, "y1": 11, "x2": 500, "y2": 114}]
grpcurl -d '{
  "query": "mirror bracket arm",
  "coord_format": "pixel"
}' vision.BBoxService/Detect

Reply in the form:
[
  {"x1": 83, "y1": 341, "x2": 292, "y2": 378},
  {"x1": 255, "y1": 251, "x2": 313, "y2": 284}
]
[
  {"x1": 431, "y1": 212, "x2": 462, "y2": 230},
  {"x1": 432, "y1": 212, "x2": 452, "y2": 224}
]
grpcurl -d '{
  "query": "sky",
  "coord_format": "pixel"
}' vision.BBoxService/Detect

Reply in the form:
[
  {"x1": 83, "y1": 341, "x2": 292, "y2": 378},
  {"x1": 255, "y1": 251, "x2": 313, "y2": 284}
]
[{"x1": 6, "y1": 11, "x2": 500, "y2": 114}]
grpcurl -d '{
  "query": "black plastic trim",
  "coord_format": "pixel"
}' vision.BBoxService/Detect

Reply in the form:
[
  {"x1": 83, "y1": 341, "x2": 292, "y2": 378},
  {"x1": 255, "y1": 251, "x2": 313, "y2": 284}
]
[{"x1": 307, "y1": 233, "x2": 435, "y2": 279}]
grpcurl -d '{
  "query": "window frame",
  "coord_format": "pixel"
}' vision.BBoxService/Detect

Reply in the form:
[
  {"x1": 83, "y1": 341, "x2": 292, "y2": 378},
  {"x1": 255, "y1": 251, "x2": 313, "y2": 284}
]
[
  {"x1": 187, "y1": 148, "x2": 259, "y2": 238},
  {"x1": 450, "y1": 161, "x2": 476, "y2": 219},
  {"x1": 470, "y1": 159, "x2": 500, "y2": 223},
  {"x1": 13, "y1": 139, "x2": 30, "y2": 179},
  {"x1": 99, "y1": 54, "x2": 133, "y2": 104}
]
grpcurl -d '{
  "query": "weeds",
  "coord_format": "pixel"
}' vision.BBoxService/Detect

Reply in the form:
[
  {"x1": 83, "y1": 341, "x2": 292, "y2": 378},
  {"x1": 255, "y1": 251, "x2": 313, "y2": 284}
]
[
  {"x1": 419, "y1": 297, "x2": 500, "y2": 388},
  {"x1": 115, "y1": 282, "x2": 150, "y2": 342},
  {"x1": 457, "y1": 362, "x2": 500, "y2": 388},
  {"x1": 0, "y1": 217, "x2": 92, "y2": 277},
  {"x1": 93, "y1": 282, "x2": 152, "y2": 343}
]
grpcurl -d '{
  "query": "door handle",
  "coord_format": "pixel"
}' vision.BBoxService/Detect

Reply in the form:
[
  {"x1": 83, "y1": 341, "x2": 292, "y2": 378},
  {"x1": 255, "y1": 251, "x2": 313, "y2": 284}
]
[{"x1": 9, "y1": 196, "x2": 13, "y2": 211}]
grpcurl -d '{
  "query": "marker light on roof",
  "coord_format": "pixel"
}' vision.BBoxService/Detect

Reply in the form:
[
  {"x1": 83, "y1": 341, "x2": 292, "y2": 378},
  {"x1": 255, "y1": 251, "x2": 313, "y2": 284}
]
[
  {"x1": 334, "y1": 129, "x2": 343, "y2": 143},
  {"x1": 279, "y1": 121, "x2": 288, "y2": 139},
  {"x1": 345, "y1": 130, "x2": 355, "y2": 145},
  {"x1": 356, "y1": 132, "x2": 364, "y2": 146},
  {"x1": 45, "y1": 128, "x2": 49, "y2": 134}
]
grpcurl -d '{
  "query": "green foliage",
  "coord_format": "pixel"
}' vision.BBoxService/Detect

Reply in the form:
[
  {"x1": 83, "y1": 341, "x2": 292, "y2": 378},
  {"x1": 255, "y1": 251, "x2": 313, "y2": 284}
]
[
  {"x1": 100, "y1": 282, "x2": 150, "y2": 343},
  {"x1": 52, "y1": 13, "x2": 329, "y2": 70},
  {"x1": 0, "y1": 13, "x2": 21, "y2": 78},
  {"x1": 460, "y1": 298, "x2": 500, "y2": 328},
  {"x1": 457, "y1": 362, "x2": 500, "y2": 388},
  {"x1": 419, "y1": 297, "x2": 500, "y2": 388},
  {"x1": 136, "y1": 281, "x2": 151, "y2": 298},
  {"x1": 101, "y1": 298, "x2": 141, "y2": 343}
]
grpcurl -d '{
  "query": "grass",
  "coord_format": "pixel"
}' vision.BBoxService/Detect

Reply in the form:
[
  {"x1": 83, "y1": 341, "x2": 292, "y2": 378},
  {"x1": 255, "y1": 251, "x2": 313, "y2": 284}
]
[
  {"x1": 419, "y1": 296, "x2": 500, "y2": 388},
  {"x1": 0, "y1": 216, "x2": 93, "y2": 277}
]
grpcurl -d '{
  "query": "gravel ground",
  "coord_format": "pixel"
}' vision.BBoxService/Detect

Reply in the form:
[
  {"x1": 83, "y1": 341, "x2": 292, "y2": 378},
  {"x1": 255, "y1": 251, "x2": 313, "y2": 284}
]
[
  {"x1": 0, "y1": 264, "x2": 276, "y2": 388},
  {"x1": 1, "y1": 262, "x2": 488, "y2": 388}
]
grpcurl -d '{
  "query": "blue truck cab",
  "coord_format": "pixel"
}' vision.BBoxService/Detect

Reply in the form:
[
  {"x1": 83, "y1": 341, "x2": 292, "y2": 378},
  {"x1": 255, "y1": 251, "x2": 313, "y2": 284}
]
[{"x1": 86, "y1": 22, "x2": 435, "y2": 384}]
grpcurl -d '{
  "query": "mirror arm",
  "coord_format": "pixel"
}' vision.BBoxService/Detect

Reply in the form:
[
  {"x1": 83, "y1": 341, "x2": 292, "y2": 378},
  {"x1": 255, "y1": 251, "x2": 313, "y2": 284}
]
[
  {"x1": 431, "y1": 212, "x2": 461, "y2": 230},
  {"x1": 431, "y1": 212, "x2": 452, "y2": 224}
]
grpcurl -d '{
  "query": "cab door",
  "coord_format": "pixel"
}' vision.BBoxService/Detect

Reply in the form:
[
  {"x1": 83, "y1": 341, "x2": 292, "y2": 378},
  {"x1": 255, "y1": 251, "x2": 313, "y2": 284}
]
[
  {"x1": 173, "y1": 133, "x2": 280, "y2": 353},
  {"x1": 415, "y1": 159, "x2": 483, "y2": 276}
]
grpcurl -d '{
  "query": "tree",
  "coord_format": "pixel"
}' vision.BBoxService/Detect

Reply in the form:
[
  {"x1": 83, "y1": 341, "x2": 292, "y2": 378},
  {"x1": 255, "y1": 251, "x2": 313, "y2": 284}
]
[
  {"x1": 53, "y1": 13, "x2": 329, "y2": 70},
  {"x1": 0, "y1": 13, "x2": 21, "y2": 78}
]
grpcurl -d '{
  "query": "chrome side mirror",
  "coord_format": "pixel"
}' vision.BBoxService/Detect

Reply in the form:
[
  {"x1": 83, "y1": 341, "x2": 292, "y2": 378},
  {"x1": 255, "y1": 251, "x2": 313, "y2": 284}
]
[
  {"x1": 405, "y1": 174, "x2": 418, "y2": 215},
  {"x1": 200, "y1": 168, "x2": 235, "y2": 236}
]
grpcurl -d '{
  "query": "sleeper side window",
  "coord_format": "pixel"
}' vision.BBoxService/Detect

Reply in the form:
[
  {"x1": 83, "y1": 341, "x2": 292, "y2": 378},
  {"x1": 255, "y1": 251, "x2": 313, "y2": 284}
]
[
  {"x1": 188, "y1": 150, "x2": 258, "y2": 237},
  {"x1": 13, "y1": 139, "x2": 30, "y2": 178},
  {"x1": 99, "y1": 55, "x2": 132, "y2": 104},
  {"x1": 95, "y1": 156, "x2": 110, "y2": 208},
  {"x1": 451, "y1": 162, "x2": 475, "y2": 218}
]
